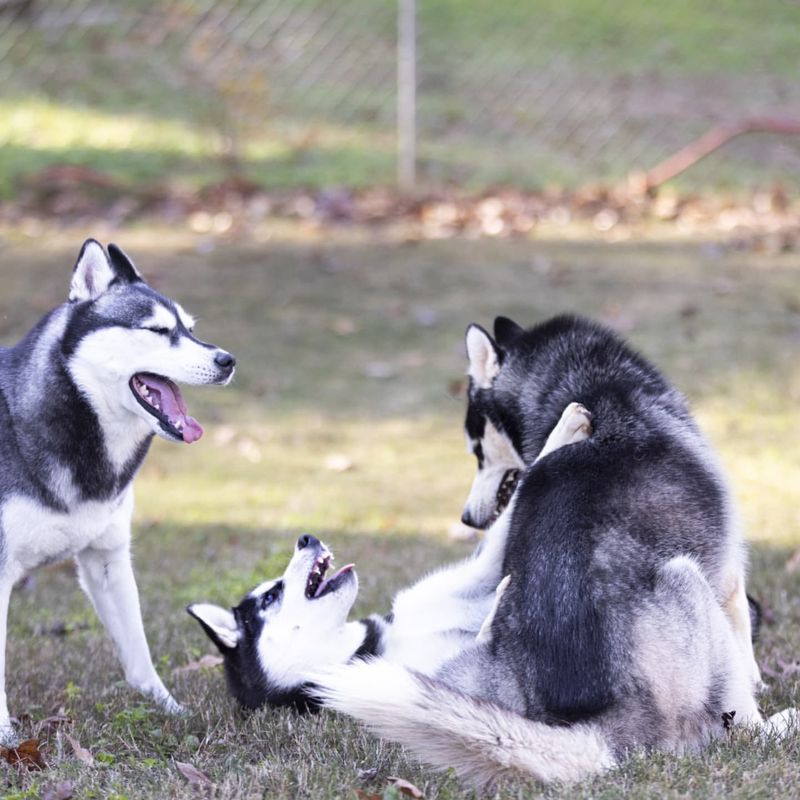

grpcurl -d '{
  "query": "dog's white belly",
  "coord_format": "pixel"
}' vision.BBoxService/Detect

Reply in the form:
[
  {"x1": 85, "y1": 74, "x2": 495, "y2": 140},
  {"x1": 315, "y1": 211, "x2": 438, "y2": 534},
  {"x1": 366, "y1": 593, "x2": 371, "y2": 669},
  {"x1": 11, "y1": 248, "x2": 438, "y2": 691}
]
[
  {"x1": 385, "y1": 592, "x2": 493, "y2": 675},
  {"x1": 0, "y1": 492, "x2": 133, "y2": 576}
]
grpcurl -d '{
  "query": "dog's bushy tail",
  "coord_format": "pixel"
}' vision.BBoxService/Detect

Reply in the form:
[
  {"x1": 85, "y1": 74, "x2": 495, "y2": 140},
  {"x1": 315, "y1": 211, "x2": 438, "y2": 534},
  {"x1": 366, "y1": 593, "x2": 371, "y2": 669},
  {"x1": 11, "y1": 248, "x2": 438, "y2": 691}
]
[{"x1": 307, "y1": 659, "x2": 615, "y2": 788}]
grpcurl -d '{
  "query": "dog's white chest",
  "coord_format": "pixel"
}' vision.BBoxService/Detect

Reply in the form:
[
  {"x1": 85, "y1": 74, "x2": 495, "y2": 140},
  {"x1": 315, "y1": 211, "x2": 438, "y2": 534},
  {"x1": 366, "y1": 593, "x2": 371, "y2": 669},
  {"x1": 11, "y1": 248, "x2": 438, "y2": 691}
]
[{"x1": 0, "y1": 491, "x2": 133, "y2": 575}]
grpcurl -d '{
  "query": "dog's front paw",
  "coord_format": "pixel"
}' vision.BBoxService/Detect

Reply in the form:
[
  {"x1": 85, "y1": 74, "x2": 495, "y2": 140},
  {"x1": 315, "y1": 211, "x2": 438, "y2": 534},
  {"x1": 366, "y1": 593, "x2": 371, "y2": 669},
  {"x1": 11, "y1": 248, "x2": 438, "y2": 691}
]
[
  {"x1": 538, "y1": 402, "x2": 593, "y2": 462},
  {"x1": 0, "y1": 720, "x2": 18, "y2": 748},
  {"x1": 558, "y1": 402, "x2": 593, "y2": 445},
  {"x1": 159, "y1": 695, "x2": 187, "y2": 716}
]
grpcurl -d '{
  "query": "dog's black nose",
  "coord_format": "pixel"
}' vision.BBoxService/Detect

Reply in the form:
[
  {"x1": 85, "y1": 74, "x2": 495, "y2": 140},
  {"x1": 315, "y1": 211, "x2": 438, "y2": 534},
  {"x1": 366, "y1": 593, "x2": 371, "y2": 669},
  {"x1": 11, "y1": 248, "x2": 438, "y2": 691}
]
[
  {"x1": 460, "y1": 509, "x2": 477, "y2": 529},
  {"x1": 297, "y1": 534, "x2": 320, "y2": 551},
  {"x1": 215, "y1": 351, "x2": 236, "y2": 369}
]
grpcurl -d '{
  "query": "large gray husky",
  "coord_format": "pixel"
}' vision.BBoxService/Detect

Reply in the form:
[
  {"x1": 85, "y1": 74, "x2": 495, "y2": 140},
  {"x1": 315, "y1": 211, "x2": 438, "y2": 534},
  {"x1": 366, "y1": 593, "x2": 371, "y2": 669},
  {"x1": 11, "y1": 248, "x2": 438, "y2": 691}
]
[
  {"x1": 192, "y1": 314, "x2": 795, "y2": 787},
  {"x1": 0, "y1": 239, "x2": 235, "y2": 742}
]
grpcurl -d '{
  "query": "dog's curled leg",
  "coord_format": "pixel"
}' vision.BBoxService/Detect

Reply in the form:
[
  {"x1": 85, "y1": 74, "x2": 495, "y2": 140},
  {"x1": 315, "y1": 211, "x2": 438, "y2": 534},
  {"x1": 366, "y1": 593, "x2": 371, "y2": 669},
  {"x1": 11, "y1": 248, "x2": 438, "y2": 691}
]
[
  {"x1": 476, "y1": 575, "x2": 511, "y2": 644},
  {"x1": 535, "y1": 402, "x2": 593, "y2": 464},
  {"x1": 75, "y1": 542, "x2": 183, "y2": 714}
]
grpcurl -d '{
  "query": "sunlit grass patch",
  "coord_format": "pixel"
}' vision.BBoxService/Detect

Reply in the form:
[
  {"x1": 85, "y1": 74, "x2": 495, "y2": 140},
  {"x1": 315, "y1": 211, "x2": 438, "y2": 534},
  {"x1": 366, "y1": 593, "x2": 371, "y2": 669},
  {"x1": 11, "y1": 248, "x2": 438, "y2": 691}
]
[{"x1": 0, "y1": 227, "x2": 798, "y2": 798}]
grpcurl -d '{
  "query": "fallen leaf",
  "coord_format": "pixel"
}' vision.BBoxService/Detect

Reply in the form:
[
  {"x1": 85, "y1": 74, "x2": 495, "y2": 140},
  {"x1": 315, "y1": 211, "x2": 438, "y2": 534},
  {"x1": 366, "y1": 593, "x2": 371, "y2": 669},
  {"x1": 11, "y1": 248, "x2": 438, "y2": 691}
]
[
  {"x1": 1, "y1": 737, "x2": 46, "y2": 770},
  {"x1": 42, "y1": 780, "x2": 74, "y2": 800},
  {"x1": 173, "y1": 653, "x2": 224, "y2": 675},
  {"x1": 387, "y1": 776, "x2": 424, "y2": 798},
  {"x1": 64, "y1": 733, "x2": 94, "y2": 766},
  {"x1": 176, "y1": 760, "x2": 214, "y2": 789},
  {"x1": 355, "y1": 791, "x2": 382, "y2": 800}
]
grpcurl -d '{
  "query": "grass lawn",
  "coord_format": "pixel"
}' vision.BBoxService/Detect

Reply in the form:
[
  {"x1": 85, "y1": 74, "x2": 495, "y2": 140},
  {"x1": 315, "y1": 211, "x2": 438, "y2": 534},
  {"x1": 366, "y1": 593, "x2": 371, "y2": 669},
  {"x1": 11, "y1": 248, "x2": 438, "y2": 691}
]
[
  {"x1": 2, "y1": 1, "x2": 799, "y2": 195},
  {"x1": 0, "y1": 224, "x2": 798, "y2": 797}
]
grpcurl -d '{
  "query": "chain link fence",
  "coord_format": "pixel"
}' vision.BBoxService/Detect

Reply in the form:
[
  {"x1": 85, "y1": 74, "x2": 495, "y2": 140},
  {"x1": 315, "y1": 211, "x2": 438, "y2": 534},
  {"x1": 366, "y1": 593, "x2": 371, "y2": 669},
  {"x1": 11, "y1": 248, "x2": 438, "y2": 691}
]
[{"x1": 1, "y1": 0, "x2": 799, "y2": 195}]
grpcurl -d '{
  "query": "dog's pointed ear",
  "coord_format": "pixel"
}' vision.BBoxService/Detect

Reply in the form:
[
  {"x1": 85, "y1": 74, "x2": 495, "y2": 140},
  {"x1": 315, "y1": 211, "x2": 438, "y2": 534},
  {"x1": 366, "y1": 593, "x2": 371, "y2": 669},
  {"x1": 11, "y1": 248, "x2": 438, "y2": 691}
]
[
  {"x1": 187, "y1": 603, "x2": 239, "y2": 652},
  {"x1": 493, "y1": 316, "x2": 524, "y2": 347},
  {"x1": 107, "y1": 243, "x2": 143, "y2": 285},
  {"x1": 69, "y1": 239, "x2": 116, "y2": 302},
  {"x1": 466, "y1": 324, "x2": 502, "y2": 389}
]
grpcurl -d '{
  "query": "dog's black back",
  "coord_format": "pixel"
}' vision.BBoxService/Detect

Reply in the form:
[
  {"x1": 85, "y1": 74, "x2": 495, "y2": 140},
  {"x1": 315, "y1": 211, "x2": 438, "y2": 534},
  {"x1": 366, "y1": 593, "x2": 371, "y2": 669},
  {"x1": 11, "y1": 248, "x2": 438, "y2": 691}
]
[{"x1": 474, "y1": 316, "x2": 729, "y2": 723}]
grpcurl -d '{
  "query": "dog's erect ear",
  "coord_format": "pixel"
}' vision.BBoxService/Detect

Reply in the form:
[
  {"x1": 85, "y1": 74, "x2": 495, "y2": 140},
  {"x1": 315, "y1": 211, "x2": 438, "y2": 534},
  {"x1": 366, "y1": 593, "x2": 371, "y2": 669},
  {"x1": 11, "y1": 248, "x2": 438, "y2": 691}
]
[
  {"x1": 107, "y1": 243, "x2": 143, "y2": 285},
  {"x1": 466, "y1": 324, "x2": 502, "y2": 389},
  {"x1": 69, "y1": 239, "x2": 116, "y2": 302},
  {"x1": 493, "y1": 316, "x2": 524, "y2": 347},
  {"x1": 187, "y1": 603, "x2": 240, "y2": 652}
]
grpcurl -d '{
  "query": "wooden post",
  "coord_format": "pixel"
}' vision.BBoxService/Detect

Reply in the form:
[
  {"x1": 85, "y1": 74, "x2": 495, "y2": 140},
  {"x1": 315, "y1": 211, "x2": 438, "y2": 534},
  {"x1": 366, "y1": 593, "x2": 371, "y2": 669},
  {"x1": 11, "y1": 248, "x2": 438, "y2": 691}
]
[{"x1": 397, "y1": 0, "x2": 416, "y2": 192}]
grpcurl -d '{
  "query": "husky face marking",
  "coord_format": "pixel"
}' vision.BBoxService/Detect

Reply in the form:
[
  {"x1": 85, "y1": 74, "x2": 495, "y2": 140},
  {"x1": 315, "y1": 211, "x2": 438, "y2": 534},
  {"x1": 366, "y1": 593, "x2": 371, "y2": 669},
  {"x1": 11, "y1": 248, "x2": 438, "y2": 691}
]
[
  {"x1": 463, "y1": 415, "x2": 524, "y2": 530},
  {"x1": 0, "y1": 239, "x2": 235, "y2": 743},
  {"x1": 300, "y1": 315, "x2": 788, "y2": 789},
  {"x1": 65, "y1": 242, "x2": 235, "y2": 447},
  {"x1": 462, "y1": 320, "x2": 526, "y2": 530},
  {"x1": 188, "y1": 534, "x2": 360, "y2": 710}
]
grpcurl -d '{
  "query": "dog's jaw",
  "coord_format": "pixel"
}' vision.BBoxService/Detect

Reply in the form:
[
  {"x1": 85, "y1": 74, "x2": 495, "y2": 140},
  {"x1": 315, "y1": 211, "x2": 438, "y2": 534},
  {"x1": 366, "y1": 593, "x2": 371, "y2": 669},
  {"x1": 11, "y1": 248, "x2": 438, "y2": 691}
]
[{"x1": 129, "y1": 373, "x2": 203, "y2": 443}]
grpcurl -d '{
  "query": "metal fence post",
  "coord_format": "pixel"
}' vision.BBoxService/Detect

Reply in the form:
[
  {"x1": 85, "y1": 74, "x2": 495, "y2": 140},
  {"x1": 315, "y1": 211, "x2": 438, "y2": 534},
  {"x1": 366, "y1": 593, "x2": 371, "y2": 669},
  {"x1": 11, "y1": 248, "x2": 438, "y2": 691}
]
[{"x1": 397, "y1": 0, "x2": 416, "y2": 192}]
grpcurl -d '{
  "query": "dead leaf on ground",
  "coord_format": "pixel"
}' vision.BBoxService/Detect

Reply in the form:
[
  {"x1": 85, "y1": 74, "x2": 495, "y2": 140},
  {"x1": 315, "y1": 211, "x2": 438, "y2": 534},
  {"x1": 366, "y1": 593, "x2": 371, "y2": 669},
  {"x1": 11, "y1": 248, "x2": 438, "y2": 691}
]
[
  {"x1": 176, "y1": 760, "x2": 214, "y2": 790},
  {"x1": 64, "y1": 732, "x2": 94, "y2": 766},
  {"x1": 355, "y1": 791, "x2": 382, "y2": 800},
  {"x1": 173, "y1": 653, "x2": 224, "y2": 675},
  {"x1": 387, "y1": 776, "x2": 425, "y2": 798},
  {"x1": 1, "y1": 737, "x2": 47, "y2": 770}
]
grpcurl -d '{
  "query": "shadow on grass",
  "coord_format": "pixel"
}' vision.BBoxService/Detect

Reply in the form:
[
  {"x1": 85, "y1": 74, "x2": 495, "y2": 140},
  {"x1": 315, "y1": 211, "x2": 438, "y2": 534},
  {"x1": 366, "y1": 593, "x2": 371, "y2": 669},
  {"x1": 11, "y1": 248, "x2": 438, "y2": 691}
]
[{"x1": 2, "y1": 526, "x2": 799, "y2": 799}]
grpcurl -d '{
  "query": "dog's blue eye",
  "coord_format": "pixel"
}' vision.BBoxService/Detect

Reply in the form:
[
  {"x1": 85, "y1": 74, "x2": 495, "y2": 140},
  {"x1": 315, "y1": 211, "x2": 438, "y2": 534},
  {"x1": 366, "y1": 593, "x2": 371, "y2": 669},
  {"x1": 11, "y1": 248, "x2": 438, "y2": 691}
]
[{"x1": 261, "y1": 588, "x2": 280, "y2": 609}]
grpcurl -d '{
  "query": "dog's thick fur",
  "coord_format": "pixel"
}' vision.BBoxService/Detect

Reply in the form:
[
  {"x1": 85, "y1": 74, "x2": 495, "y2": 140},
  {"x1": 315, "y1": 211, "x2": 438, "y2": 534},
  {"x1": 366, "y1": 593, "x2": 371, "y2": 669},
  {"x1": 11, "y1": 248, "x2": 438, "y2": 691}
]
[
  {"x1": 312, "y1": 315, "x2": 784, "y2": 785},
  {"x1": 0, "y1": 239, "x2": 235, "y2": 742},
  {"x1": 191, "y1": 314, "x2": 795, "y2": 787},
  {"x1": 188, "y1": 400, "x2": 594, "y2": 710}
]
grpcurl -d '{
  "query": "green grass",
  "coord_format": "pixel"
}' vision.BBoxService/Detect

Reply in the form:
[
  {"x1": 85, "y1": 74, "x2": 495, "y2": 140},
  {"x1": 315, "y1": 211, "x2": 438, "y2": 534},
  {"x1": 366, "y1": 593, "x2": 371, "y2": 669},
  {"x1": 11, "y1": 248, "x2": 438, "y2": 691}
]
[
  {"x1": 1, "y1": 1, "x2": 798, "y2": 195},
  {"x1": 0, "y1": 225, "x2": 798, "y2": 797}
]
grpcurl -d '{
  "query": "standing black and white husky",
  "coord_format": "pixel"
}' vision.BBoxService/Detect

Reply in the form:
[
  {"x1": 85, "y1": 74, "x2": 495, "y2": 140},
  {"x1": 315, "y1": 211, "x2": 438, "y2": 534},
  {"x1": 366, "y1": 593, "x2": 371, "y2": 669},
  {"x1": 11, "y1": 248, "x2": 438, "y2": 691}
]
[
  {"x1": 0, "y1": 239, "x2": 235, "y2": 743},
  {"x1": 191, "y1": 314, "x2": 795, "y2": 787}
]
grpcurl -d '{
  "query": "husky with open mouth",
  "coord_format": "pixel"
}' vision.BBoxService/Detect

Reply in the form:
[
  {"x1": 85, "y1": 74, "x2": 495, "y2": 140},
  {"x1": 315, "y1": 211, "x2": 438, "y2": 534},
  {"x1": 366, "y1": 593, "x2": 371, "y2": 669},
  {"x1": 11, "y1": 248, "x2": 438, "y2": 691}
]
[
  {"x1": 0, "y1": 239, "x2": 235, "y2": 743},
  {"x1": 308, "y1": 315, "x2": 794, "y2": 786},
  {"x1": 192, "y1": 315, "x2": 796, "y2": 788},
  {"x1": 187, "y1": 400, "x2": 592, "y2": 709}
]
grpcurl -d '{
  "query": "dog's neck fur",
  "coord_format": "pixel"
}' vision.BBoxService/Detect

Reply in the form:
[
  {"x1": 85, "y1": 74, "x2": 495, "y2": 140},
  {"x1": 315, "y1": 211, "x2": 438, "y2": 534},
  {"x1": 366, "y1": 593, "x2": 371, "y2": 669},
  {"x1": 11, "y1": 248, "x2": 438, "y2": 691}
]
[{"x1": 0, "y1": 306, "x2": 152, "y2": 509}]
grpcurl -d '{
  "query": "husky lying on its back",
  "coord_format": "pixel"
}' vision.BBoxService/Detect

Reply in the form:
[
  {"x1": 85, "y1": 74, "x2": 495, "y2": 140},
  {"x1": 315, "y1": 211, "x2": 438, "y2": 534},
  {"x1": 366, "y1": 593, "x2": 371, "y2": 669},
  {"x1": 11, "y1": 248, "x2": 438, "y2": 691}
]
[
  {"x1": 188, "y1": 400, "x2": 592, "y2": 710},
  {"x1": 0, "y1": 240, "x2": 235, "y2": 742},
  {"x1": 193, "y1": 314, "x2": 795, "y2": 787}
]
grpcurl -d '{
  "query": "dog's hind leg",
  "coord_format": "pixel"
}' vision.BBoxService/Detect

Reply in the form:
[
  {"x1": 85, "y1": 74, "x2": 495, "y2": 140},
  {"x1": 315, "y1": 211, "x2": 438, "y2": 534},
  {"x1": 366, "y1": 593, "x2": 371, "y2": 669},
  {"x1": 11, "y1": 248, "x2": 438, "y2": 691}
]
[
  {"x1": 76, "y1": 541, "x2": 181, "y2": 713},
  {"x1": 0, "y1": 576, "x2": 16, "y2": 744},
  {"x1": 722, "y1": 566, "x2": 765, "y2": 694}
]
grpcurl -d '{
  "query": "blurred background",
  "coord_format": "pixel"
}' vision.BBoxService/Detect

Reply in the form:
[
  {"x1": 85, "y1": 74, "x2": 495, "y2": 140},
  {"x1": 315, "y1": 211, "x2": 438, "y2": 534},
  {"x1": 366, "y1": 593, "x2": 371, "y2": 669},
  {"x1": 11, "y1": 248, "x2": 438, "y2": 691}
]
[{"x1": 2, "y1": 0, "x2": 800, "y2": 216}]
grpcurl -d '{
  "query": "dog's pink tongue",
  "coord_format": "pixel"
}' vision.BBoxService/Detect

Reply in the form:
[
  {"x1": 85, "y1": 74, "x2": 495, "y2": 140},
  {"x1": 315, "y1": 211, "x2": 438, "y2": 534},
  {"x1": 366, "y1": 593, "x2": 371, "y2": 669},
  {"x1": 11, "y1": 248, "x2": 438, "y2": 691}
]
[
  {"x1": 141, "y1": 374, "x2": 204, "y2": 444},
  {"x1": 181, "y1": 417, "x2": 204, "y2": 444}
]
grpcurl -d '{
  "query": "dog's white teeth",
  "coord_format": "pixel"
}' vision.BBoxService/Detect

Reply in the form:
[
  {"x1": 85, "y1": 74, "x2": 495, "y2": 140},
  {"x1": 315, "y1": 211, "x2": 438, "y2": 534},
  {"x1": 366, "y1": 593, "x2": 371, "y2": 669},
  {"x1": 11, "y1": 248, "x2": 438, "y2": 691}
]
[{"x1": 141, "y1": 385, "x2": 149, "y2": 396}]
